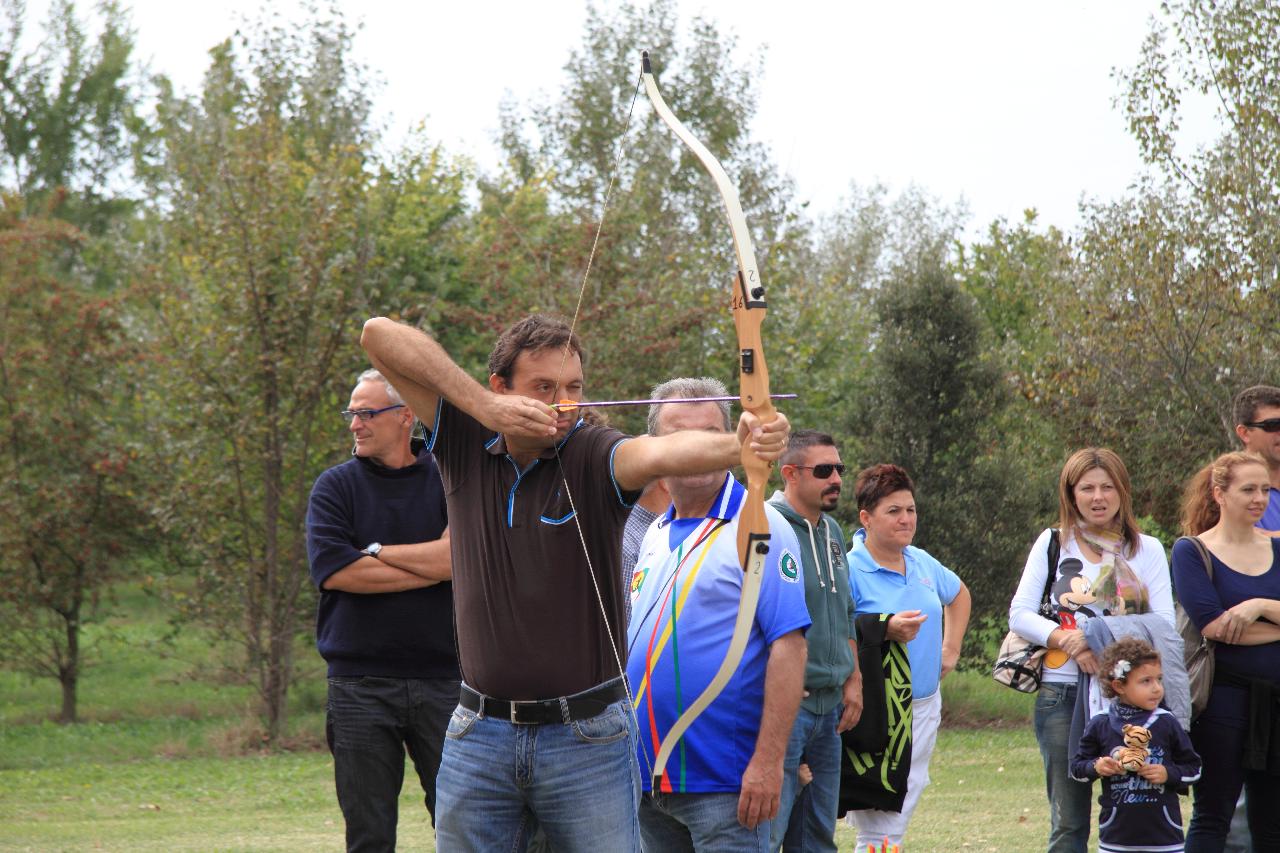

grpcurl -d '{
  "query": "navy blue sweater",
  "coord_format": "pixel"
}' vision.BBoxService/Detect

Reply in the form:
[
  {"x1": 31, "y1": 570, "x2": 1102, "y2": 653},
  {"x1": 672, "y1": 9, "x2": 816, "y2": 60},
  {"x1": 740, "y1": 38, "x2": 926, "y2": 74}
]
[
  {"x1": 1069, "y1": 705, "x2": 1201, "y2": 853},
  {"x1": 306, "y1": 448, "x2": 457, "y2": 679}
]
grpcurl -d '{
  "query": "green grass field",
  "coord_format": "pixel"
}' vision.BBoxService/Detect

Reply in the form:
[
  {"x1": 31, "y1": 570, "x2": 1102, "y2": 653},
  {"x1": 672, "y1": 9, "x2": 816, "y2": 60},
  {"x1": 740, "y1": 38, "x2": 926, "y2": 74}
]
[{"x1": 1, "y1": 585, "x2": 1176, "y2": 851}]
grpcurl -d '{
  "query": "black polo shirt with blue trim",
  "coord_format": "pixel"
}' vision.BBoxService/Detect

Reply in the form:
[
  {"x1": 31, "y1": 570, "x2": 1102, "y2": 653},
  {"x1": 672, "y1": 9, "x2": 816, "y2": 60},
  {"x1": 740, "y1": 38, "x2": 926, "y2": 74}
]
[{"x1": 427, "y1": 399, "x2": 639, "y2": 700}]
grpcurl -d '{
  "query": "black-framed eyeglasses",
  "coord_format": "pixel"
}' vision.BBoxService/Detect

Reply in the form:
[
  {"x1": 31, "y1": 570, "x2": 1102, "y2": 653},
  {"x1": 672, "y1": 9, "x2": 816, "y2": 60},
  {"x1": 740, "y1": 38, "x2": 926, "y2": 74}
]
[
  {"x1": 791, "y1": 463, "x2": 845, "y2": 479},
  {"x1": 341, "y1": 404, "x2": 404, "y2": 423},
  {"x1": 1244, "y1": 417, "x2": 1280, "y2": 433}
]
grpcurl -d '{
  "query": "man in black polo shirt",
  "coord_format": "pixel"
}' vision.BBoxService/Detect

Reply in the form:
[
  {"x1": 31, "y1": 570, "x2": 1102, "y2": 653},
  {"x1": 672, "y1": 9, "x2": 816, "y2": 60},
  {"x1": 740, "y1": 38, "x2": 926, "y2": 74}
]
[
  {"x1": 359, "y1": 314, "x2": 790, "y2": 853},
  {"x1": 306, "y1": 368, "x2": 457, "y2": 852}
]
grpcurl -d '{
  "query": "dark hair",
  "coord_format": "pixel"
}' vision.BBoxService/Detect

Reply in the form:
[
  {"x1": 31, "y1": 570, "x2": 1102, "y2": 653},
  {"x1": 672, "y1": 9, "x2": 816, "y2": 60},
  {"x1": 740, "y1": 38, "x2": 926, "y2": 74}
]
[
  {"x1": 1233, "y1": 384, "x2": 1280, "y2": 428},
  {"x1": 487, "y1": 314, "x2": 585, "y2": 386},
  {"x1": 1057, "y1": 447, "x2": 1141, "y2": 557},
  {"x1": 853, "y1": 463, "x2": 914, "y2": 512},
  {"x1": 1099, "y1": 637, "x2": 1160, "y2": 699},
  {"x1": 1179, "y1": 450, "x2": 1269, "y2": 536},
  {"x1": 780, "y1": 430, "x2": 836, "y2": 467}
]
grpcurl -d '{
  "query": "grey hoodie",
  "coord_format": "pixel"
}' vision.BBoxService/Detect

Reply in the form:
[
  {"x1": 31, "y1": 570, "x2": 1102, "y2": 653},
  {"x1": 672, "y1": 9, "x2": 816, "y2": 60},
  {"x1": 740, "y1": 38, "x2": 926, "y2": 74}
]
[{"x1": 768, "y1": 490, "x2": 857, "y2": 715}]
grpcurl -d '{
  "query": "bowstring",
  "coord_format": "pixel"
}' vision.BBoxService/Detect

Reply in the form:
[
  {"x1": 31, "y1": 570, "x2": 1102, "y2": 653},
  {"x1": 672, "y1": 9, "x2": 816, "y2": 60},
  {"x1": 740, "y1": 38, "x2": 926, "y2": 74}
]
[{"x1": 550, "y1": 62, "x2": 654, "y2": 779}]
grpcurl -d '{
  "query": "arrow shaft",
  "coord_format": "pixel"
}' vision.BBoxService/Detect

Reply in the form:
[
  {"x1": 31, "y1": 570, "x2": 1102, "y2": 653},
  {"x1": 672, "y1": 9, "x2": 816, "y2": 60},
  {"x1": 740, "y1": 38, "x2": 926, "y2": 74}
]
[{"x1": 553, "y1": 393, "x2": 795, "y2": 411}]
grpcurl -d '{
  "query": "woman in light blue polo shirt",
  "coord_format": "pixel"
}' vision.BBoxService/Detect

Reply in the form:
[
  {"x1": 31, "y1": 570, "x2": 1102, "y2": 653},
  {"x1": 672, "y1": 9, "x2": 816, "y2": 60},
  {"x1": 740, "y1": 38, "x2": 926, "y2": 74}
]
[{"x1": 844, "y1": 463, "x2": 971, "y2": 850}]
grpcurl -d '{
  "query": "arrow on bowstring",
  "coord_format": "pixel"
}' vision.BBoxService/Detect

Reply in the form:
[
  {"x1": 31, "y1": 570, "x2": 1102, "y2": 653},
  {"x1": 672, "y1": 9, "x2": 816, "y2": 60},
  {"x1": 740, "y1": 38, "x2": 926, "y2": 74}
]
[{"x1": 551, "y1": 393, "x2": 796, "y2": 411}]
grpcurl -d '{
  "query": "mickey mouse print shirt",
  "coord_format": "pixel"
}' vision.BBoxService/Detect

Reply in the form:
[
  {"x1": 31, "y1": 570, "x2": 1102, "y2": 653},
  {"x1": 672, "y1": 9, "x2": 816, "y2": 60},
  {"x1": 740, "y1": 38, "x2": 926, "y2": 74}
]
[{"x1": 1009, "y1": 528, "x2": 1175, "y2": 684}]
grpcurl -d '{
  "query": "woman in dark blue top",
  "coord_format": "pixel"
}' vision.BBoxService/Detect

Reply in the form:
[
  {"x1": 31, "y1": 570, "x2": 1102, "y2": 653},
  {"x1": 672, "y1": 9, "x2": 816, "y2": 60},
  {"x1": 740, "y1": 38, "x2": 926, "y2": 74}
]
[{"x1": 1173, "y1": 450, "x2": 1280, "y2": 852}]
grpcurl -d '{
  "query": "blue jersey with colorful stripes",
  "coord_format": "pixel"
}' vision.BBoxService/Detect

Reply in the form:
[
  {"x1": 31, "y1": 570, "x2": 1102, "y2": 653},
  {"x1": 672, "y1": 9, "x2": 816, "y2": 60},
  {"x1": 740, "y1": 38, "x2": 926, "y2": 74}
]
[{"x1": 625, "y1": 474, "x2": 811, "y2": 793}]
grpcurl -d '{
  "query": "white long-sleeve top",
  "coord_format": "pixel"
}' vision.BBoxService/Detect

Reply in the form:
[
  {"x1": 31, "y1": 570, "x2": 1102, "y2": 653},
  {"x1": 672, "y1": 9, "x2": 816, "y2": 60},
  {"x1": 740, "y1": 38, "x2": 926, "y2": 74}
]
[{"x1": 1008, "y1": 527, "x2": 1175, "y2": 683}]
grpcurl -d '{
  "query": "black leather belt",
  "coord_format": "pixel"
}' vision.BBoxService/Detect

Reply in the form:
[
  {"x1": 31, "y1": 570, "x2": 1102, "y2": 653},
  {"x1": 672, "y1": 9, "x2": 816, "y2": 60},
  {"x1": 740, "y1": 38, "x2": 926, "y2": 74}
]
[{"x1": 460, "y1": 678, "x2": 627, "y2": 724}]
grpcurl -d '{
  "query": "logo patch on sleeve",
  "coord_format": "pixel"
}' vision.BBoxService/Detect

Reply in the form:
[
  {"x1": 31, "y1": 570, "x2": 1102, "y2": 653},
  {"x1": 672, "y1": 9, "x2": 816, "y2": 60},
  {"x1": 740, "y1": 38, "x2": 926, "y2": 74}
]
[{"x1": 779, "y1": 550, "x2": 800, "y2": 583}]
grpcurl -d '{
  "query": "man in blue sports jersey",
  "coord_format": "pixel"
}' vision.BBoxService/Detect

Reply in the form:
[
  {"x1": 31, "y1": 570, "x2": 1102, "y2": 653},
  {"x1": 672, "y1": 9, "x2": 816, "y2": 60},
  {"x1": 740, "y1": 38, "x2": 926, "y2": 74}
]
[{"x1": 627, "y1": 377, "x2": 810, "y2": 853}]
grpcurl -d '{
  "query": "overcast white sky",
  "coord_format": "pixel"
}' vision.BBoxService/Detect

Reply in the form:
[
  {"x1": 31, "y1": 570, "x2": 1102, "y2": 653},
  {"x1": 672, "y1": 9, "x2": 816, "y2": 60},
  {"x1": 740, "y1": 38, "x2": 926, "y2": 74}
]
[{"x1": 26, "y1": 0, "x2": 1217, "y2": 233}]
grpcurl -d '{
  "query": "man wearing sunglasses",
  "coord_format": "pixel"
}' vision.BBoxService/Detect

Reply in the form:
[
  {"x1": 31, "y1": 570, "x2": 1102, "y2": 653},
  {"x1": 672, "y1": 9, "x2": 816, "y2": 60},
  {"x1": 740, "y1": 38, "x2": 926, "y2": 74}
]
[
  {"x1": 359, "y1": 316, "x2": 790, "y2": 853},
  {"x1": 1233, "y1": 384, "x2": 1280, "y2": 535},
  {"x1": 305, "y1": 368, "x2": 458, "y2": 851},
  {"x1": 767, "y1": 430, "x2": 862, "y2": 852}
]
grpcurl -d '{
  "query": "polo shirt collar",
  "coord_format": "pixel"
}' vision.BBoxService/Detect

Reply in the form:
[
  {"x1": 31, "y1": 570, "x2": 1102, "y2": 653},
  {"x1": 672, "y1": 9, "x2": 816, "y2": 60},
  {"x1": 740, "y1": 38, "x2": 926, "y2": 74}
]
[
  {"x1": 661, "y1": 472, "x2": 743, "y2": 524},
  {"x1": 484, "y1": 417, "x2": 586, "y2": 459},
  {"x1": 849, "y1": 527, "x2": 910, "y2": 575}
]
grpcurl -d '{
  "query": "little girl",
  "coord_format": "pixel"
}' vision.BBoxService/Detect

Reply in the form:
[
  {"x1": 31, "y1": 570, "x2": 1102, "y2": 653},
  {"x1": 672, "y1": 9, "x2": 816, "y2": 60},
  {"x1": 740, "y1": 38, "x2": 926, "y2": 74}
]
[{"x1": 1069, "y1": 637, "x2": 1201, "y2": 853}]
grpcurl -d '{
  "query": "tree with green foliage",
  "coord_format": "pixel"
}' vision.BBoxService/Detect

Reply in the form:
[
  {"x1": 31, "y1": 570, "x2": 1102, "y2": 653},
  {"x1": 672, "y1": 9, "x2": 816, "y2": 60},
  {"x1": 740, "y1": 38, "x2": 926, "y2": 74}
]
[
  {"x1": 956, "y1": 214, "x2": 1074, "y2": 501},
  {"x1": 858, "y1": 257, "x2": 1046, "y2": 656},
  {"x1": 1042, "y1": 0, "x2": 1279, "y2": 525},
  {"x1": 0, "y1": 0, "x2": 141, "y2": 235},
  {"x1": 140, "y1": 10, "x2": 466, "y2": 745},
  {"x1": 811, "y1": 184, "x2": 971, "y2": 465},
  {"x1": 0, "y1": 0, "x2": 148, "y2": 721},
  {"x1": 0, "y1": 201, "x2": 151, "y2": 722}
]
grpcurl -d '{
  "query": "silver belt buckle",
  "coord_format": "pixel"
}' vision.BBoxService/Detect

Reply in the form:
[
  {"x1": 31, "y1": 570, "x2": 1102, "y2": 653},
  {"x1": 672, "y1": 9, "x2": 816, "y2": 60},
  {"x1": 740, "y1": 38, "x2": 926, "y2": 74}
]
[{"x1": 510, "y1": 700, "x2": 530, "y2": 724}]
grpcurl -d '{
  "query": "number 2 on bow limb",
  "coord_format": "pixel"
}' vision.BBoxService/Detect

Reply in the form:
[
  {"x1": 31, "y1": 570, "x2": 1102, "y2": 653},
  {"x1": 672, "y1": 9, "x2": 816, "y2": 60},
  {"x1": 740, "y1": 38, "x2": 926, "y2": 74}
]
[{"x1": 640, "y1": 50, "x2": 778, "y2": 793}]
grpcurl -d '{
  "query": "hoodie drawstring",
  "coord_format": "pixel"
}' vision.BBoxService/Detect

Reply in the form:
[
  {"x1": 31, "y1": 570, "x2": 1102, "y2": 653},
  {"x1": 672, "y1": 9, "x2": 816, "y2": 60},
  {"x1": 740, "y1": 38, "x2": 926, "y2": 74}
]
[
  {"x1": 805, "y1": 519, "x2": 825, "y2": 590},
  {"x1": 804, "y1": 517, "x2": 840, "y2": 594},
  {"x1": 824, "y1": 520, "x2": 837, "y2": 593}
]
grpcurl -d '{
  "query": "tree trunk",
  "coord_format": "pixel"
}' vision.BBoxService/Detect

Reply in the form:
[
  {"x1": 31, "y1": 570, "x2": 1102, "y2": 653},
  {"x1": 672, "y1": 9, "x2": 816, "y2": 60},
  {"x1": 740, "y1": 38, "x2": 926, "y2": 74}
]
[
  {"x1": 263, "y1": 624, "x2": 292, "y2": 746},
  {"x1": 58, "y1": 606, "x2": 79, "y2": 724}
]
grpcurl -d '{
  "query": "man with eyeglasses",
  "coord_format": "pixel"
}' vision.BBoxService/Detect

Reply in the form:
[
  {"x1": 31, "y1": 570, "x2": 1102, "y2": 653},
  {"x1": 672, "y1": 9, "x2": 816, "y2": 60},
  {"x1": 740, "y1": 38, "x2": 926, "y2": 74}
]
[
  {"x1": 359, "y1": 316, "x2": 790, "y2": 853},
  {"x1": 305, "y1": 368, "x2": 457, "y2": 852},
  {"x1": 1233, "y1": 384, "x2": 1280, "y2": 535},
  {"x1": 766, "y1": 430, "x2": 862, "y2": 852}
]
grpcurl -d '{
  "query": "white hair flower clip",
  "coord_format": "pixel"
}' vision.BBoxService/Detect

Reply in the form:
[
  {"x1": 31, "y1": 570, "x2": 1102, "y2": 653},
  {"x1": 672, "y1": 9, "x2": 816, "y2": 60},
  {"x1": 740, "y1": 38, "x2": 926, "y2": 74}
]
[{"x1": 1112, "y1": 659, "x2": 1131, "y2": 680}]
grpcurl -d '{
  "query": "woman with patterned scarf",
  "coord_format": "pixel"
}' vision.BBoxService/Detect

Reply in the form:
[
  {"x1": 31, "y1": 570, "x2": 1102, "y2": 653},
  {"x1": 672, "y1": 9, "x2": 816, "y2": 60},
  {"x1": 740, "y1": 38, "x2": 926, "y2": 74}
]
[{"x1": 1008, "y1": 448, "x2": 1175, "y2": 853}]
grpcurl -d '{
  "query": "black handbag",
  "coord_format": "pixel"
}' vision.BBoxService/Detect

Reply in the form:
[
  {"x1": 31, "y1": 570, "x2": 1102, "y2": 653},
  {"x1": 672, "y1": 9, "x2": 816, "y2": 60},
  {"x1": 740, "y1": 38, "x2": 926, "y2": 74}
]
[{"x1": 993, "y1": 529, "x2": 1060, "y2": 693}]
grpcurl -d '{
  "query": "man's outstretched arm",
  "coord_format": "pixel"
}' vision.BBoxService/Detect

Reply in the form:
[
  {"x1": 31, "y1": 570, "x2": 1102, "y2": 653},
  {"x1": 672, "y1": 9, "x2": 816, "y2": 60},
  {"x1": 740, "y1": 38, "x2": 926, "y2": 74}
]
[
  {"x1": 612, "y1": 410, "x2": 791, "y2": 492},
  {"x1": 360, "y1": 317, "x2": 557, "y2": 439}
]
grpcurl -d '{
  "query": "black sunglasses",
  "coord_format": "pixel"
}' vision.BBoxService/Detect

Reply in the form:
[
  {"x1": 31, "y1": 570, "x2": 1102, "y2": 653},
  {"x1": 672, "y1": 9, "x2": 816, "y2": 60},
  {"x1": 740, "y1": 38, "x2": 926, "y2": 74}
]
[
  {"x1": 1244, "y1": 418, "x2": 1280, "y2": 433},
  {"x1": 791, "y1": 463, "x2": 845, "y2": 479}
]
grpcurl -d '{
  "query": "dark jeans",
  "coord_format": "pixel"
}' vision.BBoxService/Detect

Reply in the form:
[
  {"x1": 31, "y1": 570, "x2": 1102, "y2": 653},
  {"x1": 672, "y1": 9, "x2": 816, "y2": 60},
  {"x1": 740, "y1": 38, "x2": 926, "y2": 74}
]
[
  {"x1": 780, "y1": 786, "x2": 810, "y2": 852},
  {"x1": 1185, "y1": 710, "x2": 1280, "y2": 853},
  {"x1": 326, "y1": 675, "x2": 460, "y2": 853}
]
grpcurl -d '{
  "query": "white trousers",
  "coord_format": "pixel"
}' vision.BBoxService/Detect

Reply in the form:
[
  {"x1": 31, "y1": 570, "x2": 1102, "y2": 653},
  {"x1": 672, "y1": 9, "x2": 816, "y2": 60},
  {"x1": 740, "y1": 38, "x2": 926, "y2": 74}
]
[{"x1": 847, "y1": 689, "x2": 943, "y2": 851}]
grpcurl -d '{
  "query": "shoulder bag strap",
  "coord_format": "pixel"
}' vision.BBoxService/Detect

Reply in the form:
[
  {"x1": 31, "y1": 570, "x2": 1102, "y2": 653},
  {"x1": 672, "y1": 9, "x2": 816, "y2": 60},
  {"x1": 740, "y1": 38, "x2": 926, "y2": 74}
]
[
  {"x1": 1178, "y1": 535, "x2": 1214, "y2": 582},
  {"x1": 1039, "y1": 528, "x2": 1060, "y2": 619}
]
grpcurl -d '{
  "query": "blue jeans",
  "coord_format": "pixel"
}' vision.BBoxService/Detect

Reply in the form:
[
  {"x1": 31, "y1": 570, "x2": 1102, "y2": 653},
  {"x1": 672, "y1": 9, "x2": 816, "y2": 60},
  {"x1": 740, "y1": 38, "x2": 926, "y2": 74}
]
[
  {"x1": 434, "y1": 693, "x2": 640, "y2": 853},
  {"x1": 640, "y1": 791, "x2": 771, "y2": 852},
  {"x1": 770, "y1": 705, "x2": 841, "y2": 853},
  {"x1": 326, "y1": 675, "x2": 460, "y2": 853},
  {"x1": 1033, "y1": 682, "x2": 1092, "y2": 853}
]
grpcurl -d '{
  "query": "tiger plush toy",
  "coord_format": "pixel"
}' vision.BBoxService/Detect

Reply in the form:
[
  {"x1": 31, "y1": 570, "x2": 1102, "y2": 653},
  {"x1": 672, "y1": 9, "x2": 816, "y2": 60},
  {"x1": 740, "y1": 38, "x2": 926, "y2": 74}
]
[{"x1": 1109, "y1": 723, "x2": 1152, "y2": 772}]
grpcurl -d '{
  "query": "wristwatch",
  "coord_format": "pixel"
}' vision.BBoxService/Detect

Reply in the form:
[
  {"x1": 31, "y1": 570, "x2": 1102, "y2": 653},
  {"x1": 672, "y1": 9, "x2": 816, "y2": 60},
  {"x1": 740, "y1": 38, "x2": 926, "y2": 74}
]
[{"x1": 365, "y1": 542, "x2": 383, "y2": 559}]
